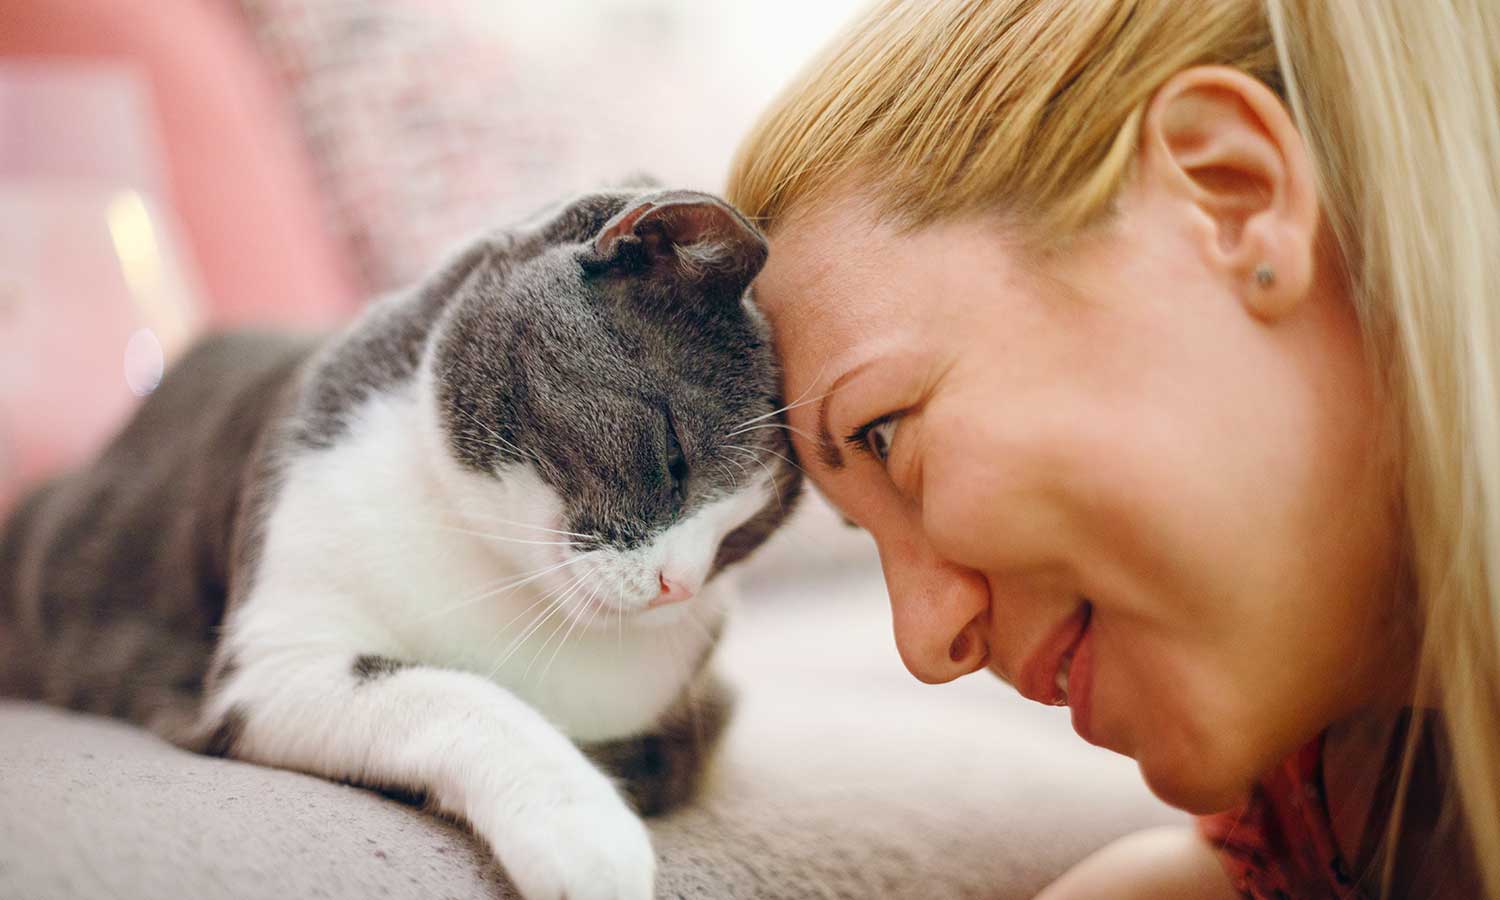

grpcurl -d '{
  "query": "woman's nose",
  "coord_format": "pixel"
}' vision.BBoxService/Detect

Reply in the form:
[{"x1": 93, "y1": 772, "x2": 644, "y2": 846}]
[{"x1": 877, "y1": 532, "x2": 991, "y2": 684}]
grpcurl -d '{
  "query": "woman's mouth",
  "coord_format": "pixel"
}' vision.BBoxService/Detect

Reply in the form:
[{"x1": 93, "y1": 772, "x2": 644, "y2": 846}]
[
  {"x1": 1056, "y1": 641, "x2": 1077, "y2": 699},
  {"x1": 1065, "y1": 607, "x2": 1098, "y2": 745},
  {"x1": 1019, "y1": 601, "x2": 1094, "y2": 709}
]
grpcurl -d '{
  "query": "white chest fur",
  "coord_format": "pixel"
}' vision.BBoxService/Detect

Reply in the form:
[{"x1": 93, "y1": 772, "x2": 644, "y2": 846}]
[{"x1": 229, "y1": 384, "x2": 755, "y2": 742}]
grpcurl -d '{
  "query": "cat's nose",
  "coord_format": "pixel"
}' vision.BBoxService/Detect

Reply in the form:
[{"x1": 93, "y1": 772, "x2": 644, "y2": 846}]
[{"x1": 648, "y1": 574, "x2": 694, "y2": 608}]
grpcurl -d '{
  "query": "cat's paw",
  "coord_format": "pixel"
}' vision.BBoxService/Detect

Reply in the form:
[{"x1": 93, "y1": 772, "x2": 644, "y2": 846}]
[{"x1": 492, "y1": 795, "x2": 655, "y2": 900}]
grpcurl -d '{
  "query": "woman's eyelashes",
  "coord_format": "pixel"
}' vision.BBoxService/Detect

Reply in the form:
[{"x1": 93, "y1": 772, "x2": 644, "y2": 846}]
[{"x1": 846, "y1": 413, "x2": 900, "y2": 464}]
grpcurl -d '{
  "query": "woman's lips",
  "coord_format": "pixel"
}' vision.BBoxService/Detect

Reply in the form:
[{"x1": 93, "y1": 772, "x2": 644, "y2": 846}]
[
  {"x1": 1018, "y1": 602, "x2": 1093, "y2": 708},
  {"x1": 1067, "y1": 615, "x2": 1098, "y2": 745}
]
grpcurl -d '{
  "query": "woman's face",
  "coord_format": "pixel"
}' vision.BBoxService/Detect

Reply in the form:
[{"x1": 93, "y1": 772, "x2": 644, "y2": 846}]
[{"x1": 753, "y1": 191, "x2": 1405, "y2": 813}]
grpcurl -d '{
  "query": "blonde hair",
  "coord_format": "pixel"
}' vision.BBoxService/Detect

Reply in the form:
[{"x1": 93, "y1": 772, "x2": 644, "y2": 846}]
[{"x1": 729, "y1": 1, "x2": 1500, "y2": 896}]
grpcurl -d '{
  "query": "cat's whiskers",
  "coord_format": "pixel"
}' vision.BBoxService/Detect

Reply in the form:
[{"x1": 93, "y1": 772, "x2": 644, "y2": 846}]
[
  {"x1": 480, "y1": 564, "x2": 591, "y2": 640},
  {"x1": 450, "y1": 431, "x2": 517, "y2": 457},
  {"x1": 491, "y1": 608, "x2": 569, "y2": 679},
  {"x1": 331, "y1": 489, "x2": 582, "y2": 537},
  {"x1": 715, "y1": 452, "x2": 754, "y2": 485},
  {"x1": 725, "y1": 442, "x2": 804, "y2": 482},
  {"x1": 449, "y1": 509, "x2": 594, "y2": 541},
  {"x1": 452, "y1": 406, "x2": 541, "y2": 465},
  {"x1": 418, "y1": 523, "x2": 583, "y2": 549},
  {"x1": 470, "y1": 565, "x2": 592, "y2": 673},
  {"x1": 534, "y1": 580, "x2": 609, "y2": 685},
  {"x1": 499, "y1": 564, "x2": 592, "y2": 639},
  {"x1": 338, "y1": 443, "x2": 604, "y2": 553},
  {"x1": 491, "y1": 566, "x2": 598, "y2": 677},
  {"x1": 724, "y1": 445, "x2": 789, "y2": 513},
  {"x1": 335, "y1": 486, "x2": 601, "y2": 547},
  {"x1": 339, "y1": 519, "x2": 582, "y2": 566},
  {"x1": 450, "y1": 432, "x2": 546, "y2": 473},
  {"x1": 724, "y1": 421, "x2": 815, "y2": 443},
  {"x1": 725, "y1": 363, "x2": 829, "y2": 432},
  {"x1": 513, "y1": 570, "x2": 597, "y2": 665},
  {"x1": 524, "y1": 579, "x2": 597, "y2": 681},
  {"x1": 715, "y1": 461, "x2": 745, "y2": 490},
  {"x1": 404, "y1": 555, "x2": 586, "y2": 626}
]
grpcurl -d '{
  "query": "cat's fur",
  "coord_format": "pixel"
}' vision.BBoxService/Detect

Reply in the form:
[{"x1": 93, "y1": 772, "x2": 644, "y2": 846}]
[{"x1": 0, "y1": 187, "x2": 801, "y2": 900}]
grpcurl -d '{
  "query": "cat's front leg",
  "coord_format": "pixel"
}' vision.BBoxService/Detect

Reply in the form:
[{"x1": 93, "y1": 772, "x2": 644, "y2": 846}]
[
  {"x1": 583, "y1": 669, "x2": 737, "y2": 816},
  {"x1": 199, "y1": 647, "x2": 654, "y2": 900}
]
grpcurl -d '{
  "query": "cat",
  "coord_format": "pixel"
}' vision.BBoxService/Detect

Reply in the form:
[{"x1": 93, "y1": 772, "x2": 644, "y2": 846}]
[{"x1": 0, "y1": 187, "x2": 802, "y2": 900}]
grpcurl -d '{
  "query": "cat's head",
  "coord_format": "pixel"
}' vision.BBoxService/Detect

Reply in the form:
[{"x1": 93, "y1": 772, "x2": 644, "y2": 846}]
[{"x1": 425, "y1": 188, "x2": 801, "y2": 627}]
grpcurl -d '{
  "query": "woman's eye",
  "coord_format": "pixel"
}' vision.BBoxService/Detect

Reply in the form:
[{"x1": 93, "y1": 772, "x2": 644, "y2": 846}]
[
  {"x1": 867, "y1": 418, "x2": 897, "y2": 462},
  {"x1": 846, "y1": 414, "x2": 900, "y2": 465}
]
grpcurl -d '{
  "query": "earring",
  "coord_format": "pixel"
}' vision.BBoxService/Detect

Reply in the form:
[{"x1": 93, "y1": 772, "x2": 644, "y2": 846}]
[{"x1": 1253, "y1": 264, "x2": 1276, "y2": 288}]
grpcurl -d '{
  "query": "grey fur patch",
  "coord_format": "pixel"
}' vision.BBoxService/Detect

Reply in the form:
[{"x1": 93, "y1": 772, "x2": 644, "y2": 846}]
[
  {"x1": 0, "y1": 332, "x2": 314, "y2": 732},
  {"x1": 582, "y1": 671, "x2": 737, "y2": 816},
  {"x1": 294, "y1": 241, "x2": 494, "y2": 450},
  {"x1": 351, "y1": 654, "x2": 412, "y2": 682},
  {"x1": 202, "y1": 706, "x2": 248, "y2": 758},
  {"x1": 711, "y1": 425, "x2": 803, "y2": 577},
  {"x1": 429, "y1": 188, "x2": 798, "y2": 554}
]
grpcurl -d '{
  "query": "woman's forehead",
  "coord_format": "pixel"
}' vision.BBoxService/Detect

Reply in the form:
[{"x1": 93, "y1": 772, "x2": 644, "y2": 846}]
[
  {"x1": 759, "y1": 207, "x2": 880, "y2": 307},
  {"x1": 756, "y1": 203, "x2": 1015, "y2": 395},
  {"x1": 757, "y1": 204, "x2": 933, "y2": 350},
  {"x1": 756, "y1": 227, "x2": 877, "y2": 383}
]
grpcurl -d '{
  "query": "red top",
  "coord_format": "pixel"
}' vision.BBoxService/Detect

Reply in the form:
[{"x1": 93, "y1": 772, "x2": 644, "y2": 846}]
[{"x1": 1197, "y1": 734, "x2": 1365, "y2": 899}]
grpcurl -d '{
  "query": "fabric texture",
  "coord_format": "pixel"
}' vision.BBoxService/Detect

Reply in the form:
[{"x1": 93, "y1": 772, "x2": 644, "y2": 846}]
[
  {"x1": 1198, "y1": 735, "x2": 1363, "y2": 900},
  {"x1": 0, "y1": 530, "x2": 1179, "y2": 899}
]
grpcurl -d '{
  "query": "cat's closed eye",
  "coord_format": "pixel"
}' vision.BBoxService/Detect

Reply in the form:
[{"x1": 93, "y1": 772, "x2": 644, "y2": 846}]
[{"x1": 665, "y1": 410, "x2": 689, "y2": 504}]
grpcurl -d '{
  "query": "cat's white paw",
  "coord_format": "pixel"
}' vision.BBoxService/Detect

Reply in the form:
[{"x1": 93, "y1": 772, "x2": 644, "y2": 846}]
[{"x1": 491, "y1": 795, "x2": 655, "y2": 900}]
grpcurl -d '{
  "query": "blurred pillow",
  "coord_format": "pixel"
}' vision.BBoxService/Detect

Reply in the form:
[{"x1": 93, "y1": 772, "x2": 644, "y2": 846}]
[{"x1": 234, "y1": 0, "x2": 704, "y2": 294}]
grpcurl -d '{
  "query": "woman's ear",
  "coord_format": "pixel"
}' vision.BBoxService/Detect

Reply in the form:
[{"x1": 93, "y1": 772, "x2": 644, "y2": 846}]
[{"x1": 1138, "y1": 66, "x2": 1319, "y2": 322}]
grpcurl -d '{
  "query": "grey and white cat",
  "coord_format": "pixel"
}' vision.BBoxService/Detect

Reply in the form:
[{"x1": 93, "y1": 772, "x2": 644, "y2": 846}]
[{"x1": 0, "y1": 187, "x2": 801, "y2": 899}]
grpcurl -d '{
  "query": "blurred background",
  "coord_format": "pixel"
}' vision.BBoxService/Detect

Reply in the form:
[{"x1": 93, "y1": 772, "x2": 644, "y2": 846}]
[{"x1": 0, "y1": 0, "x2": 868, "y2": 564}]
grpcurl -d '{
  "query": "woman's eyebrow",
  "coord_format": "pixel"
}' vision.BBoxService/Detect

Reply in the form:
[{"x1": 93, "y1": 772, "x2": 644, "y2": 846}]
[
  {"x1": 813, "y1": 361, "x2": 876, "y2": 471},
  {"x1": 816, "y1": 398, "x2": 846, "y2": 471}
]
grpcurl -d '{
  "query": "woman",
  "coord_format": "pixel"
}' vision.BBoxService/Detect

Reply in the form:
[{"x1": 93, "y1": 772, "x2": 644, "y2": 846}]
[{"x1": 727, "y1": 1, "x2": 1498, "y2": 897}]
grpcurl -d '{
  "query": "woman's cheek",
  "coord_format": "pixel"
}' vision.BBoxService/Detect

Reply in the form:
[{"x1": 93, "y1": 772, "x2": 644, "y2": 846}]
[{"x1": 816, "y1": 456, "x2": 910, "y2": 535}]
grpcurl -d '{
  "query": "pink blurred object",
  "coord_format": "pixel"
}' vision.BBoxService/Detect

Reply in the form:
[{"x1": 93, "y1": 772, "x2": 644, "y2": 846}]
[{"x1": 0, "y1": 63, "x2": 203, "y2": 514}]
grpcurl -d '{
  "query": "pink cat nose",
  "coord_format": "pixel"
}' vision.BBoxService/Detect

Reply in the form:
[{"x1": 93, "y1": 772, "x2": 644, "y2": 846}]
[{"x1": 648, "y1": 574, "x2": 694, "y2": 608}]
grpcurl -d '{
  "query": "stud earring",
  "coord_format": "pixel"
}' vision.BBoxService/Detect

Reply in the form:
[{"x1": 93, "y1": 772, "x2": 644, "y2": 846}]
[{"x1": 1253, "y1": 264, "x2": 1276, "y2": 288}]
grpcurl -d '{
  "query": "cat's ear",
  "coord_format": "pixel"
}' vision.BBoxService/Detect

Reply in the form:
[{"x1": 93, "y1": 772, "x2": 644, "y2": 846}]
[{"x1": 583, "y1": 191, "x2": 768, "y2": 297}]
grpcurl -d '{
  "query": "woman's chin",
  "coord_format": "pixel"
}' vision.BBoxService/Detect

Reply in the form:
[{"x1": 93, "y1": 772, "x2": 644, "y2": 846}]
[{"x1": 1135, "y1": 741, "x2": 1260, "y2": 815}]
